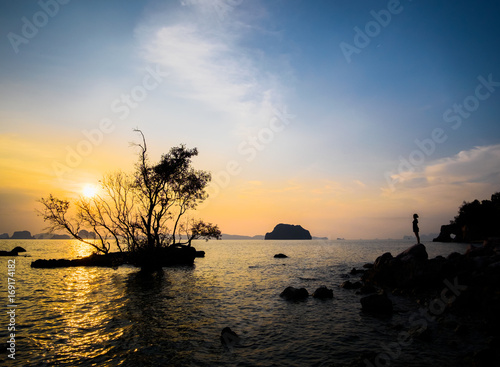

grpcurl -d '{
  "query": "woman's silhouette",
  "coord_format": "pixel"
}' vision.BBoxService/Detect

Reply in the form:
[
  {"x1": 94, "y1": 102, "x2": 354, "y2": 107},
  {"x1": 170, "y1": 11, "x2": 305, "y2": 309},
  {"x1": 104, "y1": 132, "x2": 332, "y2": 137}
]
[{"x1": 413, "y1": 213, "x2": 420, "y2": 244}]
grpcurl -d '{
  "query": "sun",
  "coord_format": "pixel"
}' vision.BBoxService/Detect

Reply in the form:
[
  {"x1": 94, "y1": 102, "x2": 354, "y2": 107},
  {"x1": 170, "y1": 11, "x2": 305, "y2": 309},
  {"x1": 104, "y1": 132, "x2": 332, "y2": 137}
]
[{"x1": 82, "y1": 184, "x2": 98, "y2": 198}]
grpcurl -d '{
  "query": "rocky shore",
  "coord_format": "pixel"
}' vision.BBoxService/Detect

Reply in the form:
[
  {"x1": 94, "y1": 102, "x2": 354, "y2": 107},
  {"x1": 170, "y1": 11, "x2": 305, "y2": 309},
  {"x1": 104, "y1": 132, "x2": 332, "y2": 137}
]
[{"x1": 355, "y1": 239, "x2": 500, "y2": 366}]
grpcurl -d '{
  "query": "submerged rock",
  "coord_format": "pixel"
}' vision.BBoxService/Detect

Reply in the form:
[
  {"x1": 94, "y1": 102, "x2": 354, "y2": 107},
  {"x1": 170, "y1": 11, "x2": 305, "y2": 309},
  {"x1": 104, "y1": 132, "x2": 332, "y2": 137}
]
[
  {"x1": 274, "y1": 253, "x2": 288, "y2": 258},
  {"x1": 312, "y1": 286, "x2": 334, "y2": 299},
  {"x1": 280, "y1": 286, "x2": 309, "y2": 301},
  {"x1": 220, "y1": 327, "x2": 241, "y2": 349}
]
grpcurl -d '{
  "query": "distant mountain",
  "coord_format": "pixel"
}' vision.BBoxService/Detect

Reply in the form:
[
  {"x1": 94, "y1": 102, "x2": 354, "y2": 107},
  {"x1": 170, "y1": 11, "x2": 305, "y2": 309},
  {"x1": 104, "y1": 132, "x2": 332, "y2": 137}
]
[
  {"x1": 265, "y1": 224, "x2": 312, "y2": 240},
  {"x1": 11, "y1": 230, "x2": 34, "y2": 239},
  {"x1": 0, "y1": 233, "x2": 9, "y2": 239},
  {"x1": 221, "y1": 234, "x2": 265, "y2": 240},
  {"x1": 34, "y1": 233, "x2": 71, "y2": 239}
]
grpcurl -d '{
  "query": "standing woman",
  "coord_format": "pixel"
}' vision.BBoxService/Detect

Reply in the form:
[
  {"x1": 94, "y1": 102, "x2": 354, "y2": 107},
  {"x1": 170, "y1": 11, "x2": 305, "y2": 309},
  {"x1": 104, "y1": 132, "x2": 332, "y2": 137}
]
[{"x1": 413, "y1": 214, "x2": 420, "y2": 244}]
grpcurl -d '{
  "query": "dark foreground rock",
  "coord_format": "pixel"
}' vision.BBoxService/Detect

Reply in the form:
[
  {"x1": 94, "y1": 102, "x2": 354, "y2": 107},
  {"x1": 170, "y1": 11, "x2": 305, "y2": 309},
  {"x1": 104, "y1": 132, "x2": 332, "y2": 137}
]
[
  {"x1": 274, "y1": 253, "x2": 288, "y2": 258},
  {"x1": 280, "y1": 286, "x2": 309, "y2": 301},
  {"x1": 0, "y1": 246, "x2": 27, "y2": 256},
  {"x1": 312, "y1": 286, "x2": 334, "y2": 299},
  {"x1": 220, "y1": 327, "x2": 241, "y2": 349},
  {"x1": 361, "y1": 239, "x2": 500, "y2": 361},
  {"x1": 31, "y1": 246, "x2": 201, "y2": 269}
]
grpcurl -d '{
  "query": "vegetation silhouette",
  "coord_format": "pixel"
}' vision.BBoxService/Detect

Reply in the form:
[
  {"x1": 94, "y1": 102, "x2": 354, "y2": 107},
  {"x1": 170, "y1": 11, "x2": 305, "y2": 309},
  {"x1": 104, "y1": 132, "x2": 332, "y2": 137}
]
[
  {"x1": 434, "y1": 191, "x2": 500, "y2": 242},
  {"x1": 38, "y1": 130, "x2": 221, "y2": 270}
]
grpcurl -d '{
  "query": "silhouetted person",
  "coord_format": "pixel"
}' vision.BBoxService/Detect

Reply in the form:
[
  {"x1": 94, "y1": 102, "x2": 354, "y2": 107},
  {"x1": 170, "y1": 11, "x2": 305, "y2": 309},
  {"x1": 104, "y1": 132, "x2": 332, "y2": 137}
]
[{"x1": 413, "y1": 213, "x2": 420, "y2": 244}]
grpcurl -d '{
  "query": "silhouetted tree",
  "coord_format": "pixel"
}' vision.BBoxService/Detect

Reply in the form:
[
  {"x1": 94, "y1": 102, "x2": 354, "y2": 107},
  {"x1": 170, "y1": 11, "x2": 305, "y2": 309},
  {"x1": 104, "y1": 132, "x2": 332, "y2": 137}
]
[
  {"x1": 449, "y1": 192, "x2": 500, "y2": 241},
  {"x1": 38, "y1": 130, "x2": 221, "y2": 261}
]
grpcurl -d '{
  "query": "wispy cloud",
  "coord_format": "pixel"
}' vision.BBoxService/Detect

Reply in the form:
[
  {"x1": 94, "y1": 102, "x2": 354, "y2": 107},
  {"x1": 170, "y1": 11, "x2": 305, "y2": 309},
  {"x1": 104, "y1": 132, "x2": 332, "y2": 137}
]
[
  {"x1": 382, "y1": 144, "x2": 500, "y2": 200},
  {"x1": 140, "y1": 2, "x2": 283, "y2": 131}
]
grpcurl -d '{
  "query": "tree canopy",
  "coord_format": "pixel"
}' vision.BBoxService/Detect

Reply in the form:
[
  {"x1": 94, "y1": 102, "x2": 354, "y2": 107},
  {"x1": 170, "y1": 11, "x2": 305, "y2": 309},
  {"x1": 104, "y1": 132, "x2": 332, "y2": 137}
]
[
  {"x1": 38, "y1": 130, "x2": 221, "y2": 261},
  {"x1": 449, "y1": 192, "x2": 500, "y2": 241}
]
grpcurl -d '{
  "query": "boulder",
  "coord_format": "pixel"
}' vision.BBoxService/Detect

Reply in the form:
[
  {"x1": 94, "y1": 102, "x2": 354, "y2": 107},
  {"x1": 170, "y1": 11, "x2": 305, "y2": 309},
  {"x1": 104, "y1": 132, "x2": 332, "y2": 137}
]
[
  {"x1": 312, "y1": 286, "x2": 333, "y2": 299},
  {"x1": 360, "y1": 293, "x2": 393, "y2": 314},
  {"x1": 374, "y1": 252, "x2": 394, "y2": 270},
  {"x1": 280, "y1": 286, "x2": 309, "y2": 301},
  {"x1": 395, "y1": 243, "x2": 428, "y2": 262},
  {"x1": 350, "y1": 267, "x2": 365, "y2": 275},
  {"x1": 11, "y1": 246, "x2": 26, "y2": 254},
  {"x1": 274, "y1": 253, "x2": 288, "y2": 258}
]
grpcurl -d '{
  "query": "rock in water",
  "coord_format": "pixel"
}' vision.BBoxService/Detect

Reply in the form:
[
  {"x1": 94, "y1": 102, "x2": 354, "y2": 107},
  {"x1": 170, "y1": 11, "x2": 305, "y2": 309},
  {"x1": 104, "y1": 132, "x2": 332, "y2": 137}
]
[
  {"x1": 265, "y1": 224, "x2": 312, "y2": 240},
  {"x1": 280, "y1": 286, "x2": 309, "y2": 301},
  {"x1": 274, "y1": 253, "x2": 288, "y2": 258},
  {"x1": 220, "y1": 327, "x2": 241, "y2": 349},
  {"x1": 312, "y1": 286, "x2": 334, "y2": 299}
]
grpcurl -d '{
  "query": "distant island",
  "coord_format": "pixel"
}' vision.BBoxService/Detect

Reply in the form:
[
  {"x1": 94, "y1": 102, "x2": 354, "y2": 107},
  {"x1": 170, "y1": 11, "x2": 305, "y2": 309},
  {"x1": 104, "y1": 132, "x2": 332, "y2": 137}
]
[
  {"x1": 221, "y1": 234, "x2": 265, "y2": 240},
  {"x1": 0, "y1": 230, "x2": 97, "y2": 240},
  {"x1": 265, "y1": 224, "x2": 312, "y2": 240},
  {"x1": 1, "y1": 229, "x2": 328, "y2": 241}
]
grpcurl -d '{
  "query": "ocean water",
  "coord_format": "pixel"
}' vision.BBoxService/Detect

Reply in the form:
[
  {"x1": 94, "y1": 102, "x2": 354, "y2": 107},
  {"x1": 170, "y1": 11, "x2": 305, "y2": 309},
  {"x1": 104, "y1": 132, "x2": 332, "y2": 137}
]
[{"x1": 0, "y1": 239, "x2": 471, "y2": 366}]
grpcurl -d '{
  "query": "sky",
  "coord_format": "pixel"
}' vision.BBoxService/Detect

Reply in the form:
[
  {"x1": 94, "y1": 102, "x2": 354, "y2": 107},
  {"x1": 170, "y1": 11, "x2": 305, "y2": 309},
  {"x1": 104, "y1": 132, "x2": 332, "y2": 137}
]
[{"x1": 1, "y1": 0, "x2": 500, "y2": 239}]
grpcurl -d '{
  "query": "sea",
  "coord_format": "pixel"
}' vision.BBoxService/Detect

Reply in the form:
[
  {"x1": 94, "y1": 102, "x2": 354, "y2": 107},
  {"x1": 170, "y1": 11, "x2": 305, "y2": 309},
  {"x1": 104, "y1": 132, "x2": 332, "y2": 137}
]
[{"x1": 0, "y1": 239, "x2": 474, "y2": 366}]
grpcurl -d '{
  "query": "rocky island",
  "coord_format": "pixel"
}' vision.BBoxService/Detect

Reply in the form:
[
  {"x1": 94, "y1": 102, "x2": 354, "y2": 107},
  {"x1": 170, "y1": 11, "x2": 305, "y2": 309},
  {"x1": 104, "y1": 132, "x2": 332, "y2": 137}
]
[{"x1": 265, "y1": 223, "x2": 312, "y2": 240}]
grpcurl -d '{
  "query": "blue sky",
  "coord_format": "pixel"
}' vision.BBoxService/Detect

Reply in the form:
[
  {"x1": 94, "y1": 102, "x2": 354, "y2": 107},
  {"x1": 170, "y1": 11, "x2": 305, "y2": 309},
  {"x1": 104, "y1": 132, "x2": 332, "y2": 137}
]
[{"x1": 1, "y1": 0, "x2": 500, "y2": 238}]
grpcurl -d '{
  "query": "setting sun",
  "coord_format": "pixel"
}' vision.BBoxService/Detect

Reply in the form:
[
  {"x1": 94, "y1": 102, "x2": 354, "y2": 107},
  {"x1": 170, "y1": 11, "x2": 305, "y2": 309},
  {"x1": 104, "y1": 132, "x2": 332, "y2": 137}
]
[{"x1": 82, "y1": 184, "x2": 98, "y2": 198}]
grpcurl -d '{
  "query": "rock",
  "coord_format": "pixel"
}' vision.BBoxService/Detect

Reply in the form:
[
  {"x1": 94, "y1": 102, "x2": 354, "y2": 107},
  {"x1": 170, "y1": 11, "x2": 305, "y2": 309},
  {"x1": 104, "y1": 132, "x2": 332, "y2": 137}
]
[
  {"x1": 363, "y1": 263, "x2": 374, "y2": 269},
  {"x1": 220, "y1": 327, "x2": 241, "y2": 349},
  {"x1": 0, "y1": 246, "x2": 27, "y2": 256},
  {"x1": 312, "y1": 286, "x2": 333, "y2": 299},
  {"x1": 274, "y1": 253, "x2": 288, "y2": 258},
  {"x1": 374, "y1": 252, "x2": 394, "y2": 270},
  {"x1": 341, "y1": 280, "x2": 362, "y2": 290},
  {"x1": 360, "y1": 293, "x2": 393, "y2": 314},
  {"x1": 350, "y1": 267, "x2": 365, "y2": 275},
  {"x1": 433, "y1": 223, "x2": 460, "y2": 242},
  {"x1": 395, "y1": 243, "x2": 428, "y2": 262},
  {"x1": 265, "y1": 224, "x2": 312, "y2": 240},
  {"x1": 280, "y1": 286, "x2": 309, "y2": 301},
  {"x1": 194, "y1": 250, "x2": 205, "y2": 257},
  {"x1": 358, "y1": 284, "x2": 378, "y2": 294},
  {"x1": 0, "y1": 233, "x2": 9, "y2": 239}
]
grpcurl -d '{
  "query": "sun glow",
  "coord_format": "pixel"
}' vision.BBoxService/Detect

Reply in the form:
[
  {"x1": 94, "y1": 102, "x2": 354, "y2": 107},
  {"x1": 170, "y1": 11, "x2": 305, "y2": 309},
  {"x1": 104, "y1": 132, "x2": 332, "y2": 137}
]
[{"x1": 82, "y1": 184, "x2": 98, "y2": 198}]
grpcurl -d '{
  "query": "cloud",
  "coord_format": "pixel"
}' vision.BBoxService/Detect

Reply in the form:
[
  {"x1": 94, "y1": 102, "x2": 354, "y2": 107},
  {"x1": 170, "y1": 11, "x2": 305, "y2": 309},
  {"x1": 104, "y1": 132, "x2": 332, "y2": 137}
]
[
  {"x1": 140, "y1": 3, "x2": 283, "y2": 131},
  {"x1": 382, "y1": 144, "x2": 500, "y2": 202},
  {"x1": 425, "y1": 145, "x2": 500, "y2": 185}
]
